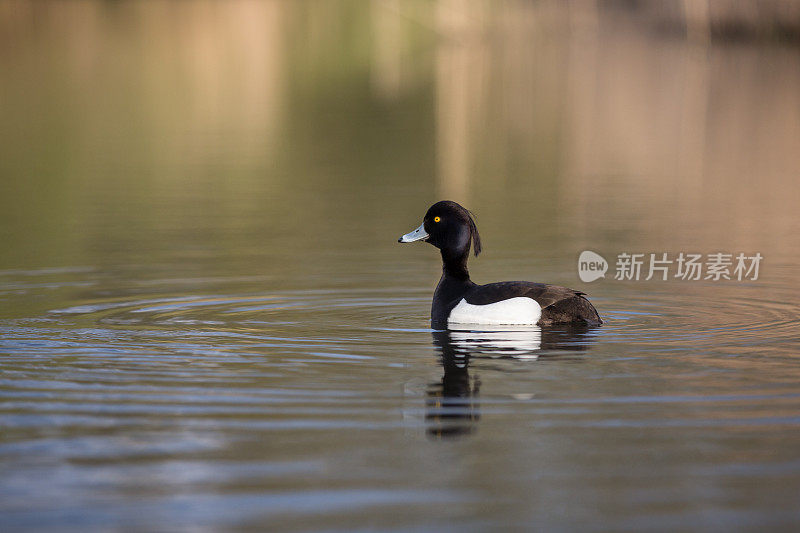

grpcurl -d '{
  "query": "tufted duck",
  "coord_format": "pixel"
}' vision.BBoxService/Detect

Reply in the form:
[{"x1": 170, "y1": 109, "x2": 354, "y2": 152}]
[{"x1": 399, "y1": 201, "x2": 602, "y2": 328}]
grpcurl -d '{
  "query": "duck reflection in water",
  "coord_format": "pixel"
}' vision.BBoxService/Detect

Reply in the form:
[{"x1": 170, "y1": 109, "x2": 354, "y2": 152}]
[{"x1": 426, "y1": 326, "x2": 597, "y2": 439}]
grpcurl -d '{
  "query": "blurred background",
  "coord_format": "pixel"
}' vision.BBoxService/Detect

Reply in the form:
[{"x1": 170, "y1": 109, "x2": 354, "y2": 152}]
[
  {"x1": 2, "y1": 1, "x2": 800, "y2": 531},
  {"x1": 1, "y1": 0, "x2": 799, "y2": 274}
]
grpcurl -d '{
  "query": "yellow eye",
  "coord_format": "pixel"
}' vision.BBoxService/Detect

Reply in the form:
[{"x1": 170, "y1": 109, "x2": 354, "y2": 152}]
[{"x1": 434, "y1": 216, "x2": 441, "y2": 223}]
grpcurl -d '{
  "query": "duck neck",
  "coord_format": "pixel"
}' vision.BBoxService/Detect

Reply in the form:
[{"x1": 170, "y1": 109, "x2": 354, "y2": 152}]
[
  {"x1": 440, "y1": 247, "x2": 471, "y2": 282},
  {"x1": 435, "y1": 248, "x2": 474, "y2": 301},
  {"x1": 432, "y1": 249, "x2": 475, "y2": 328}
]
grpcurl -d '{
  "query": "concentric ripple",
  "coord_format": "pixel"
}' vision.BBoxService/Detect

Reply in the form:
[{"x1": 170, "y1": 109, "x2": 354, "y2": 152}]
[{"x1": 2, "y1": 266, "x2": 800, "y2": 530}]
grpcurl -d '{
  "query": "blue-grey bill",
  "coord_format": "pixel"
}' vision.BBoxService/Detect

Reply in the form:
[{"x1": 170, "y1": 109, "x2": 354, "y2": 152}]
[{"x1": 398, "y1": 223, "x2": 429, "y2": 243}]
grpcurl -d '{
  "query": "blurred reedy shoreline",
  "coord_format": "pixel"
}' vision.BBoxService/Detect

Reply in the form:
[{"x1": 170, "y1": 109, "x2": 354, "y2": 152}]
[{"x1": 1, "y1": 1, "x2": 798, "y2": 269}]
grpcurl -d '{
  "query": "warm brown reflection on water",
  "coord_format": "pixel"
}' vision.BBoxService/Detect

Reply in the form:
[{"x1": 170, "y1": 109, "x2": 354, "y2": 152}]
[{"x1": 1, "y1": 2, "x2": 800, "y2": 531}]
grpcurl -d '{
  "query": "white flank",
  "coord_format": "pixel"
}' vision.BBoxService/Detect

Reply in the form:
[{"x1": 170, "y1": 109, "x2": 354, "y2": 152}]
[{"x1": 447, "y1": 297, "x2": 542, "y2": 326}]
